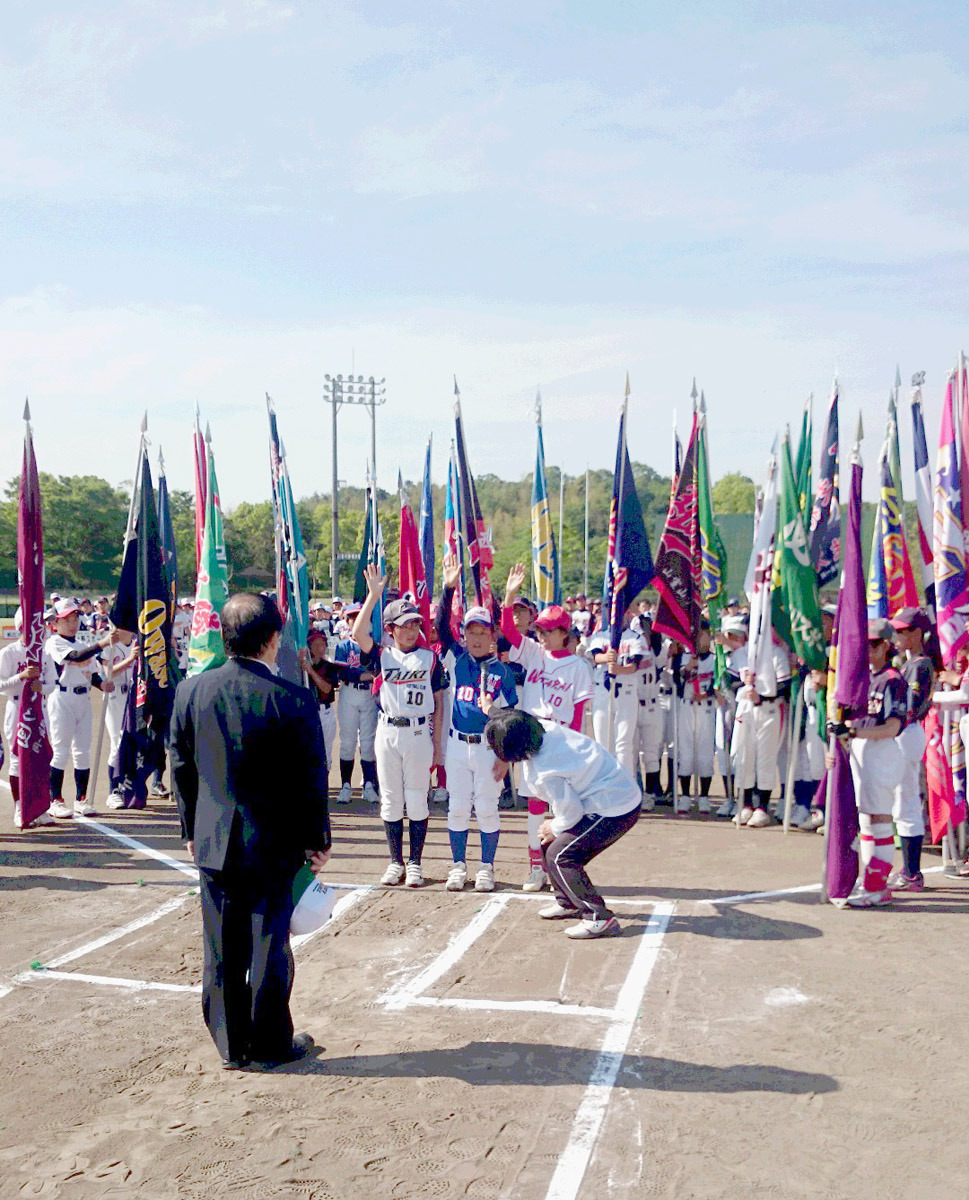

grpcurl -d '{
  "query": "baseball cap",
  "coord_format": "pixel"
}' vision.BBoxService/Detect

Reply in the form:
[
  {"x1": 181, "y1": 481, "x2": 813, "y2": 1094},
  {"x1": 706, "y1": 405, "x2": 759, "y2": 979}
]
[
  {"x1": 54, "y1": 599, "x2": 79, "y2": 618},
  {"x1": 463, "y1": 605, "x2": 493, "y2": 629},
  {"x1": 307, "y1": 628, "x2": 327, "y2": 643},
  {"x1": 343, "y1": 602, "x2": 362, "y2": 618},
  {"x1": 534, "y1": 604, "x2": 571, "y2": 632},
  {"x1": 97, "y1": 595, "x2": 109, "y2": 604},
  {"x1": 721, "y1": 615, "x2": 748, "y2": 635},
  {"x1": 512, "y1": 595, "x2": 536, "y2": 612},
  {"x1": 868, "y1": 618, "x2": 894, "y2": 642},
  {"x1": 890, "y1": 606, "x2": 932, "y2": 634},
  {"x1": 383, "y1": 598, "x2": 422, "y2": 627}
]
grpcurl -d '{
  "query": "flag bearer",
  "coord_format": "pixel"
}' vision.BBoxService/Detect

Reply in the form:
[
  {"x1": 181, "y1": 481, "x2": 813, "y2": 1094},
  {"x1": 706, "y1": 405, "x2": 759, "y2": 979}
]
[
  {"x1": 45, "y1": 599, "x2": 116, "y2": 817},
  {"x1": 584, "y1": 611, "x2": 646, "y2": 780},
  {"x1": 354, "y1": 566, "x2": 446, "y2": 887},
  {"x1": 0, "y1": 608, "x2": 57, "y2": 826},
  {"x1": 675, "y1": 622, "x2": 717, "y2": 813},
  {"x1": 333, "y1": 603, "x2": 379, "y2": 804},
  {"x1": 437, "y1": 554, "x2": 518, "y2": 892},
  {"x1": 102, "y1": 629, "x2": 139, "y2": 809}
]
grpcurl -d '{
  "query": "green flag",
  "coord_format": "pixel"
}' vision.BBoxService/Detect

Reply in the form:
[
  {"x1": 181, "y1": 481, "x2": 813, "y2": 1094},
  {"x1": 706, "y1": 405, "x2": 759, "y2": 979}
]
[
  {"x1": 777, "y1": 430, "x2": 826, "y2": 670},
  {"x1": 794, "y1": 396, "x2": 812, "y2": 517},
  {"x1": 187, "y1": 430, "x2": 230, "y2": 676},
  {"x1": 696, "y1": 402, "x2": 728, "y2": 685}
]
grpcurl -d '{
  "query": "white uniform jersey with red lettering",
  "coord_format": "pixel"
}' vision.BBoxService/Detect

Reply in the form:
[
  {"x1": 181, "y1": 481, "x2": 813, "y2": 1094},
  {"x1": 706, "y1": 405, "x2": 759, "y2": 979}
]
[
  {"x1": 371, "y1": 645, "x2": 442, "y2": 720},
  {"x1": 45, "y1": 634, "x2": 99, "y2": 690},
  {"x1": 509, "y1": 637, "x2": 594, "y2": 726}
]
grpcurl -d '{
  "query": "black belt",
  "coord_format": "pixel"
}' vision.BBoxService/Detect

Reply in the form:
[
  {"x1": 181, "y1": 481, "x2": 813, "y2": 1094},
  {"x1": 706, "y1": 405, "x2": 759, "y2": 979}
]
[
  {"x1": 346, "y1": 680, "x2": 372, "y2": 690},
  {"x1": 119, "y1": 684, "x2": 129, "y2": 695},
  {"x1": 58, "y1": 685, "x2": 89, "y2": 695},
  {"x1": 450, "y1": 729, "x2": 482, "y2": 744},
  {"x1": 382, "y1": 714, "x2": 427, "y2": 727}
]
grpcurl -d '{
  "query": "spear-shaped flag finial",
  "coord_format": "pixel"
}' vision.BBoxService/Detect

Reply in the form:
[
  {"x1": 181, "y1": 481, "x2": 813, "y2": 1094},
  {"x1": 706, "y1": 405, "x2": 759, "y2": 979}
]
[
  {"x1": 23, "y1": 397, "x2": 31, "y2": 422},
  {"x1": 624, "y1": 372, "x2": 631, "y2": 398},
  {"x1": 205, "y1": 422, "x2": 212, "y2": 445},
  {"x1": 690, "y1": 377, "x2": 698, "y2": 403},
  {"x1": 856, "y1": 412, "x2": 864, "y2": 443},
  {"x1": 453, "y1": 375, "x2": 460, "y2": 397},
  {"x1": 535, "y1": 387, "x2": 542, "y2": 424},
  {"x1": 158, "y1": 446, "x2": 166, "y2": 475},
  {"x1": 140, "y1": 411, "x2": 148, "y2": 435},
  {"x1": 699, "y1": 389, "x2": 707, "y2": 415},
  {"x1": 895, "y1": 364, "x2": 901, "y2": 391}
]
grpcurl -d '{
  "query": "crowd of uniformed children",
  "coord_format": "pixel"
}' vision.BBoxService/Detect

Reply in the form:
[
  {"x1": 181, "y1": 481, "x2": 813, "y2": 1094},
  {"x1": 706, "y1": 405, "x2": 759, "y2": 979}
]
[{"x1": 1, "y1": 570, "x2": 954, "y2": 931}]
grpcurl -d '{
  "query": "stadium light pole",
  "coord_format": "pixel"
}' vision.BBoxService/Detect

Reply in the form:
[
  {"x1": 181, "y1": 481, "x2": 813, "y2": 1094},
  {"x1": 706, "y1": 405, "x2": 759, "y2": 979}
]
[{"x1": 323, "y1": 374, "x2": 388, "y2": 597}]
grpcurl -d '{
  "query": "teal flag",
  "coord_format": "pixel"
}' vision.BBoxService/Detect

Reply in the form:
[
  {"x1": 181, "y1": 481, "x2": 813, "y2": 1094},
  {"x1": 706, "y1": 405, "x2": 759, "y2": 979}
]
[
  {"x1": 187, "y1": 431, "x2": 229, "y2": 675},
  {"x1": 777, "y1": 431, "x2": 826, "y2": 670}
]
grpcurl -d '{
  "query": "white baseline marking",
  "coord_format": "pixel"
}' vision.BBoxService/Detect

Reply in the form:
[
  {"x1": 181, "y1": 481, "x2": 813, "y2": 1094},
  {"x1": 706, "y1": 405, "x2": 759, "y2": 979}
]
[
  {"x1": 0, "y1": 985, "x2": 11, "y2": 1000},
  {"x1": 713, "y1": 883, "x2": 821, "y2": 905},
  {"x1": 42, "y1": 891, "x2": 196, "y2": 970},
  {"x1": 408, "y1": 996, "x2": 616, "y2": 1019},
  {"x1": 543, "y1": 900, "x2": 675, "y2": 1200},
  {"x1": 15, "y1": 970, "x2": 202, "y2": 994},
  {"x1": 379, "y1": 893, "x2": 510, "y2": 1010},
  {"x1": 72, "y1": 814, "x2": 200, "y2": 879}
]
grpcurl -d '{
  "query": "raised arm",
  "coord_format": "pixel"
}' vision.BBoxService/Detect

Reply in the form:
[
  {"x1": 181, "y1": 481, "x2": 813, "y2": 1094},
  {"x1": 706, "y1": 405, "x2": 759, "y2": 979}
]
[
  {"x1": 436, "y1": 553, "x2": 462, "y2": 654},
  {"x1": 500, "y1": 561, "x2": 528, "y2": 648},
  {"x1": 351, "y1": 564, "x2": 385, "y2": 654}
]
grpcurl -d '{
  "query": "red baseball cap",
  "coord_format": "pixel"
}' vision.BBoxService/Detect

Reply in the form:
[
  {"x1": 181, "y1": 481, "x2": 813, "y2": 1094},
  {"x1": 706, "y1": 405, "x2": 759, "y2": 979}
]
[{"x1": 534, "y1": 604, "x2": 571, "y2": 632}]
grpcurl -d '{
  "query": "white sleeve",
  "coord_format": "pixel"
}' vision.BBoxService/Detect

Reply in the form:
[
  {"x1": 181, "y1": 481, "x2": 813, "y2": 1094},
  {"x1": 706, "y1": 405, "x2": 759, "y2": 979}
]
[{"x1": 510, "y1": 635, "x2": 542, "y2": 669}]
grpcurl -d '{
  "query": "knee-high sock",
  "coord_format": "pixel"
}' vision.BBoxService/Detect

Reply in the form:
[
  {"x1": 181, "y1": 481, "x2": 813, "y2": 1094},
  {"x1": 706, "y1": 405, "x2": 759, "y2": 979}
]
[
  {"x1": 901, "y1": 834, "x2": 923, "y2": 878},
  {"x1": 526, "y1": 797, "x2": 547, "y2": 869},
  {"x1": 361, "y1": 759, "x2": 377, "y2": 787},
  {"x1": 340, "y1": 759, "x2": 354, "y2": 786},
  {"x1": 645, "y1": 770, "x2": 661, "y2": 796},
  {"x1": 755, "y1": 787, "x2": 772, "y2": 810},
  {"x1": 9, "y1": 774, "x2": 20, "y2": 805},
  {"x1": 679, "y1": 776, "x2": 692, "y2": 798},
  {"x1": 74, "y1": 768, "x2": 90, "y2": 801},
  {"x1": 408, "y1": 818, "x2": 428, "y2": 864},
  {"x1": 50, "y1": 766, "x2": 65, "y2": 801},
  {"x1": 384, "y1": 819, "x2": 404, "y2": 863},
  {"x1": 699, "y1": 776, "x2": 712, "y2": 797},
  {"x1": 793, "y1": 779, "x2": 815, "y2": 807},
  {"x1": 860, "y1": 816, "x2": 895, "y2": 892},
  {"x1": 448, "y1": 829, "x2": 469, "y2": 863},
  {"x1": 479, "y1": 829, "x2": 499, "y2": 865}
]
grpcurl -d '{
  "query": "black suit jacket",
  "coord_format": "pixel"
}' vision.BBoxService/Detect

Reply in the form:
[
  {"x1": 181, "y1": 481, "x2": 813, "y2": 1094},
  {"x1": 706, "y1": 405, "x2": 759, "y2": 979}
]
[{"x1": 170, "y1": 657, "x2": 331, "y2": 874}]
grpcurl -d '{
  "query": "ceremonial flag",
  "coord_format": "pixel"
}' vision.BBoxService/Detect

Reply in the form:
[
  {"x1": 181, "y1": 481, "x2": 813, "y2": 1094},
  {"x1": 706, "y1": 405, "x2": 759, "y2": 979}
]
[
  {"x1": 531, "y1": 393, "x2": 560, "y2": 606},
  {"x1": 399, "y1": 472, "x2": 431, "y2": 639},
  {"x1": 192, "y1": 404, "x2": 207, "y2": 573},
  {"x1": 745, "y1": 446, "x2": 779, "y2": 696},
  {"x1": 671, "y1": 413, "x2": 683, "y2": 499},
  {"x1": 443, "y1": 444, "x2": 465, "y2": 635},
  {"x1": 354, "y1": 472, "x2": 385, "y2": 645},
  {"x1": 418, "y1": 435, "x2": 435, "y2": 592},
  {"x1": 824, "y1": 433, "x2": 867, "y2": 902},
  {"x1": 870, "y1": 438, "x2": 919, "y2": 618},
  {"x1": 653, "y1": 411, "x2": 700, "y2": 651},
  {"x1": 911, "y1": 386, "x2": 935, "y2": 612},
  {"x1": 157, "y1": 449, "x2": 178, "y2": 618},
  {"x1": 15, "y1": 403, "x2": 53, "y2": 828},
  {"x1": 794, "y1": 396, "x2": 813, "y2": 517},
  {"x1": 187, "y1": 427, "x2": 229, "y2": 675},
  {"x1": 924, "y1": 706, "x2": 967, "y2": 843},
  {"x1": 777, "y1": 432, "x2": 826, "y2": 670},
  {"x1": 959, "y1": 355, "x2": 969, "y2": 549},
  {"x1": 810, "y1": 381, "x2": 841, "y2": 587},
  {"x1": 267, "y1": 397, "x2": 309, "y2": 683},
  {"x1": 933, "y1": 373, "x2": 969, "y2": 666},
  {"x1": 602, "y1": 389, "x2": 653, "y2": 649},
  {"x1": 110, "y1": 440, "x2": 176, "y2": 801},
  {"x1": 865, "y1": 443, "x2": 889, "y2": 619},
  {"x1": 696, "y1": 396, "x2": 728, "y2": 682},
  {"x1": 453, "y1": 380, "x2": 494, "y2": 609}
]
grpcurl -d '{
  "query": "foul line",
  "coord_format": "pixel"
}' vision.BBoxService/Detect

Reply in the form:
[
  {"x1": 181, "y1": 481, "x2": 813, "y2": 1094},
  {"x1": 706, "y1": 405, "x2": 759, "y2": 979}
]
[
  {"x1": 379, "y1": 893, "x2": 511, "y2": 1010},
  {"x1": 72, "y1": 814, "x2": 200, "y2": 879},
  {"x1": 15, "y1": 969, "x2": 201, "y2": 994},
  {"x1": 408, "y1": 996, "x2": 616, "y2": 1019},
  {"x1": 41, "y1": 891, "x2": 197, "y2": 970},
  {"x1": 543, "y1": 901, "x2": 674, "y2": 1200}
]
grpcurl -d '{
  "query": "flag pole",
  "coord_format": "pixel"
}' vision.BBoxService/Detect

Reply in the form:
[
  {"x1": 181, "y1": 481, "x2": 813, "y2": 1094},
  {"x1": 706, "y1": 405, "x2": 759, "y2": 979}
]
[
  {"x1": 607, "y1": 376, "x2": 631, "y2": 755},
  {"x1": 584, "y1": 466, "x2": 590, "y2": 598},
  {"x1": 782, "y1": 682, "x2": 804, "y2": 833}
]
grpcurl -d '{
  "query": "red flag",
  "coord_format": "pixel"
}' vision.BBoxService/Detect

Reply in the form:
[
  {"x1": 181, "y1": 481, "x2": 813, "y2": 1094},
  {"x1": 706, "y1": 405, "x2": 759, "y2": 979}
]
[
  {"x1": 925, "y1": 707, "x2": 967, "y2": 843},
  {"x1": 193, "y1": 406, "x2": 207, "y2": 572},
  {"x1": 398, "y1": 474, "x2": 431, "y2": 641},
  {"x1": 16, "y1": 405, "x2": 53, "y2": 828}
]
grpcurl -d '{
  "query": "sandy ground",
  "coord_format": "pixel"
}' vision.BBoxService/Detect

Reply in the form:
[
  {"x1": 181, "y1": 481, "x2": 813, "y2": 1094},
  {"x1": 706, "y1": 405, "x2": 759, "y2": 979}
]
[{"x1": 2, "y1": 694, "x2": 969, "y2": 1199}]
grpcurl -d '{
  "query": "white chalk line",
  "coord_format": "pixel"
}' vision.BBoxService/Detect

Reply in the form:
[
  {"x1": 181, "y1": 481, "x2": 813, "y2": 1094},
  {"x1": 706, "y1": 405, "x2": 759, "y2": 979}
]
[
  {"x1": 543, "y1": 901, "x2": 675, "y2": 1200},
  {"x1": 379, "y1": 893, "x2": 511, "y2": 1011},
  {"x1": 407, "y1": 996, "x2": 616, "y2": 1019},
  {"x1": 72, "y1": 814, "x2": 201, "y2": 879},
  {"x1": 714, "y1": 864, "x2": 953, "y2": 906},
  {"x1": 42, "y1": 891, "x2": 197, "y2": 970},
  {"x1": 15, "y1": 970, "x2": 202, "y2": 994}
]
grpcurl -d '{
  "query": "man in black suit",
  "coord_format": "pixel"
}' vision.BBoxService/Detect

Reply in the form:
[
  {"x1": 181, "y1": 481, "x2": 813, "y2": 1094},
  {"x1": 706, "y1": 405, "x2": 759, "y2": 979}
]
[{"x1": 170, "y1": 593, "x2": 331, "y2": 1070}]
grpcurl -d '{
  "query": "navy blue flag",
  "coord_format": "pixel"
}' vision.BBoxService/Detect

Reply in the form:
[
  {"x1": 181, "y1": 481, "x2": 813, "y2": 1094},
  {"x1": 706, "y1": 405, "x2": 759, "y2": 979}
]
[
  {"x1": 603, "y1": 405, "x2": 654, "y2": 649},
  {"x1": 156, "y1": 451, "x2": 178, "y2": 618},
  {"x1": 419, "y1": 435, "x2": 435, "y2": 590},
  {"x1": 809, "y1": 383, "x2": 841, "y2": 587}
]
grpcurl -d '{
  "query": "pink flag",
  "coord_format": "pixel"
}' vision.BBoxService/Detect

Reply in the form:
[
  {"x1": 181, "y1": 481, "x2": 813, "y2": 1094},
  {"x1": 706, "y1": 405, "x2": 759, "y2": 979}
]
[
  {"x1": 16, "y1": 406, "x2": 53, "y2": 828},
  {"x1": 925, "y1": 707, "x2": 967, "y2": 843},
  {"x1": 398, "y1": 474, "x2": 431, "y2": 641}
]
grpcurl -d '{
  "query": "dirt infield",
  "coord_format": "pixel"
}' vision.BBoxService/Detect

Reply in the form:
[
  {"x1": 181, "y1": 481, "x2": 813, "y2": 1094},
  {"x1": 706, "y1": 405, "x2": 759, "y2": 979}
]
[{"x1": 2, "y1": 724, "x2": 969, "y2": 1199}]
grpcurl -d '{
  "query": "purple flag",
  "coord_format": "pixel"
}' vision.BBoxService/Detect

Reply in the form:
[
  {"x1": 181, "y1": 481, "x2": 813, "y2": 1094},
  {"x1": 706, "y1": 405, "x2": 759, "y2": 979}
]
[
  {"x1": 824, "y1": 744, "x2": 859, "y2": 902},
  {"x1": 933, "y1": 373, "x2": 969, "y2": 666},
  {"x1": 810, "y1": 383, "x2": 841, "y2": 586},
  {"x1": 16, "y1": 406, "x2": 53, "y2": 828},
  {"x1": 833, "y1": 454, "x2": 868, "y2": 716}
]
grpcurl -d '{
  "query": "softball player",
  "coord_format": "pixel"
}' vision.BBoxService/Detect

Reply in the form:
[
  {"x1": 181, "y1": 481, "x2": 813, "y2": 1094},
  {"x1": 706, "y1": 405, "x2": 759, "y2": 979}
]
[
  {"x1": 333, "y1": 603, "x2": 379, "y2": 804},
  {"x1": 438, "y1": 555, "x2": 518, "y2": 892},
  {"x1": 102, "y1": 632, "x2": 138, "y2": 809},
  {"x1": 630, "y1": 613, "x2": 666, "y2": 810},
  {"x1": 675, "y1": 625, "x2": 717, "y2": 813},
  {"x1": 729, "y1": 630, "x2": 791, "y2": 827},
  {"x1": 0, "y1": 608, "x2": 57, "y2": 827},
  {"x1": 584, "y1": 616, "x2": 646, "y2": 780},
  {"x1": 500, "y1": 562, "x2": 594, "y2": 892},
  {"x1": 354, "y1": 566, "x2": 446, "y2": 887},
  {"x1": 45, "y1": 599, "x2": 115, "y2": 818}
]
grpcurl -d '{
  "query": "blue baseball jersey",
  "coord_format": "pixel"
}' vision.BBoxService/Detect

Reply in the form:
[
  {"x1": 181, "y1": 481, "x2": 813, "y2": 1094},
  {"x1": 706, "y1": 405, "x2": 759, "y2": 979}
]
[
  {"x1": 333, "y1": 637, "x2": 368, "y2": 684},
  {"x1": 449, "y1": 649, "x2": 518, "y2": 735}
]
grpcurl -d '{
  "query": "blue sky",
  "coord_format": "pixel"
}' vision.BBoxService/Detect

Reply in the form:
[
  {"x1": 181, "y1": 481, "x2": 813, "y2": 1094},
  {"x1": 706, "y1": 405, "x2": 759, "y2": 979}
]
[{"x1": 2, "y1": 0, "x2": 968, "y2": 507}]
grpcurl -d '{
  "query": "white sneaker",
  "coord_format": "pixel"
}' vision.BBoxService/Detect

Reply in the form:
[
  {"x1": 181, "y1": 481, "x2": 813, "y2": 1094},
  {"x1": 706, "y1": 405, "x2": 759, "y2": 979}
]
[
  {"x1": 29, "y1": 810, "x2": 57, "y2": 827},
  {"x1": 640, "y1": 792, "x2": 655, "y2": 813},
  {"x1": 697, "y1": 797, "x2": 711, "y2": 814},
  {"x1": 716, "y1": 799, "x2": 736, "y2": 818},
  {"x1": 747, "y1": 808, "x2": 772, "y2": 828},
  {"x1": 845, "y1": 886, "x2": 893, "y2": 908},
  {"x1": 105, "y1": 792, "x2": 125, "y2": 810},
  {"x1": 474, "y1": 863, "x2": 495, "y2": 892},
  {"x1": 789, "y1": 804, "x2": 811, "y2": 827},
  {"x1": 539, "y1": 901, "x2": 581, "y2": 919},
  {"x1": 675, "y1": 796, "x2": 692, "y2": 814},
  {"x1": 565, "y1": 916, "x2": 621, "y2": 939},
  {"x1": 50, "y1": 800, "x2": 73, "y2": 820},
  {"x1": 405, "y1": 862, "x2": 424, "y2": 888},
  {"x1": 445, "y1": 862, "x2": 468, "y2": 891},
  {"x1": 148, "y1": 781, "x2": 169, "y2": 799},
  {"x1": 735, "y1": 805, "x2": 754, "y2": 826},
  {"x1": 380, "y1": 861, "x2": 405, "y2": 885},
  {"x1": 336, "y1": 783, "x2": 353, "y2": 805},
  {"x1": 74, "y1": 800, "x2": 96, "y2": 817},
  {"x1": 362, "y1": 782, "x2": 379, "y2": 804},
  {"x1": 522, "y1": 866, "x2": 547, "y2": 893},
  {"x1": 801, "y1": 810, "x2": 825, "y2": 831}
]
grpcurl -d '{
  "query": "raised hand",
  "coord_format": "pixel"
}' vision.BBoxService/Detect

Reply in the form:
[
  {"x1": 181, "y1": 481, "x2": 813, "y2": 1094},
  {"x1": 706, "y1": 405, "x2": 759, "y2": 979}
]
[
  {"x1": 506, "y1": 561, "x2": 527, "y2": 598},
  {"x1": 364, "y1": 563, "x2": 386, "y2": 598},
  {"x1": 442, "y1": 553, "x2": 461, "y2": 590}
]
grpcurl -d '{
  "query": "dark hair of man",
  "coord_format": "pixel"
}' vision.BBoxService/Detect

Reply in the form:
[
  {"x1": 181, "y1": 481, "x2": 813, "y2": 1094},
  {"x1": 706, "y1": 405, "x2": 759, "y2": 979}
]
[
  {"x1": 485, "y1": 709, "x2": 545, "y2": 762},
  {"x1": 221, "y1": 593, "x2": 283, "y2": 659}
]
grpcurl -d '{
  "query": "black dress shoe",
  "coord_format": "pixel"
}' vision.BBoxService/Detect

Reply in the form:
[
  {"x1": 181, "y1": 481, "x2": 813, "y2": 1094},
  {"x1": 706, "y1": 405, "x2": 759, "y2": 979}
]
[
  {"x1": 221, "y1": 1057, "x2": 249, "y2": 1071},
  {"x1": 249, "y1": 1032, "x2": 315, "y2": 1070}
]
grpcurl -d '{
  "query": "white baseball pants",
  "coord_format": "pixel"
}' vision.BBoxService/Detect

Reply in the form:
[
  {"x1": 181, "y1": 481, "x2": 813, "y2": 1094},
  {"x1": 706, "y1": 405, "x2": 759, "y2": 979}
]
[
  {"x1": 48, "y1": 689, "x2": 92, "y2": 770},
  {"x1": 445, "y1": 731, "x2": 501, "y2": 835},
  {"x1": 375, "y1": 719, "x2": 433, "y2": 821},
  {"x1": 338, "y1": 685, "x2": 377, "y2": 761}
]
